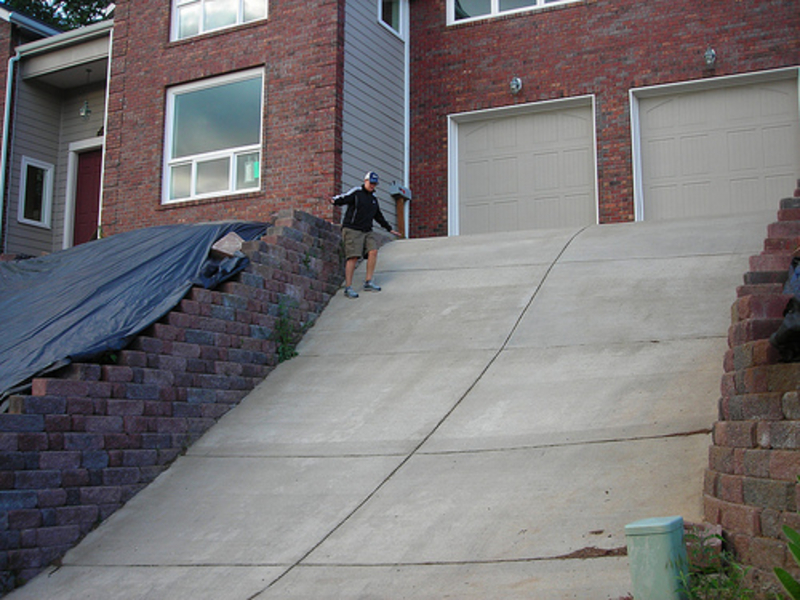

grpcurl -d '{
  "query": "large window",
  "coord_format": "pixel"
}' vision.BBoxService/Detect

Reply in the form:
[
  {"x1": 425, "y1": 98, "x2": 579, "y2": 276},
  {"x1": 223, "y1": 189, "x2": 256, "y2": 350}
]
[
  {"x1": 172, "y1": 0, "x2": 268, "y2": 40},
  {"x1": 18, "y1": 157, "x2": 53, "y2": 228},
  {"x1": 451, "y1": 0, "x2": 574, "y2": 23},
  {"x1": 164, "y1": 70, "x2": 264, "y2": 204}
]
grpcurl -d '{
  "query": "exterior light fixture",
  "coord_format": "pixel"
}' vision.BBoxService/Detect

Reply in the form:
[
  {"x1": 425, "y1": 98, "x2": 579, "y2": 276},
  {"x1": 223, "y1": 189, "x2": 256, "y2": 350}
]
[
  {"x1": 704, "y1": 47, "x2": 716, "y2": 67},
  {"x1": 509, "y1": 77, "x2": 523, "y2": 95},
  {"x1": 79, "y1": 100, "x2": 92, "y2": 120},
  {"x1": 79, "y1": 68, "x2": 92, "y2": 120}
]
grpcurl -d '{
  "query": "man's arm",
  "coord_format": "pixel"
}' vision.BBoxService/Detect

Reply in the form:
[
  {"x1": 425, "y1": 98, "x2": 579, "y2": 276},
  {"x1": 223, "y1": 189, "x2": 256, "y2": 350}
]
[
  {"x1": 373, "y1": 206, "x2": 401, "y2": 237},
  {"x1": 330, "y1": 186, "x2": 361, "y2": 206}
]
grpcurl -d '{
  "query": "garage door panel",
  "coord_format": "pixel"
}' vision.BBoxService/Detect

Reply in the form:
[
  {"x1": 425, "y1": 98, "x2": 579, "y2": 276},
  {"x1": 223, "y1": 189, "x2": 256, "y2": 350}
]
[
  {"x1": 462, "y1": 202, "x2": 491, "y2": 235},
  {"x1": 647, "y1": 138, "x2": 679, "y2": 179},
  {"x1": 764, "y1": 125, "x2": 796, "y2": 167},
  {"x1": 532, "y1": 113, "x2": 559, "y2": 143},
  {"x1": 730, "y1": 178, "x2": 762, "y2": 213},
  {"x1": 533, "y1": 151, "x2": 559, "y2": 191},
  {"x1": 457, "y1": 104, "x2": 596, "y2": 234},
  {"x1": 680, "y1": 135, "x2": 712, "y2": 176},
  {"x1": 493, "y1": 157, "x2": 519, "y2": 194},
  {"x1": 727, "y1": 128, "x2": 761, "y2": 172},
  {"x1": 684, "y1": 182, "x2": 715, "y2": 217},
  {"x1": 495, "y1": 200, "x2": 519, "y2": 232},
  {"x1": 563, "y1": 148, "x2": 592, "y2": 187},
  {"x1": 463, "y1": 123, "x2": 489, "y2": 154},
  {"x1": 562, "y1": 193, "x2": 595, "y2": 224},
  {"x1": 493, "y1": 118, "x2": 518, "y2": 149},
  {"x1": 463, "y1": 159, "x2": 490, "y2": 199},
  {"x1": 561, "y1": 110, "x2": 592, "y2": 139},
  {"x1": 523, "y1": 196, "x2": 561, "y2": 229},
  {"x1": 648, "y1": 185, "x2": 680, "y2": 220},
  {"x1": 640, "y1": 77, "x2": 800, "y2": 220},
  {"x1": 766, "y1": 174, "x2": 797, "y2": 205}
]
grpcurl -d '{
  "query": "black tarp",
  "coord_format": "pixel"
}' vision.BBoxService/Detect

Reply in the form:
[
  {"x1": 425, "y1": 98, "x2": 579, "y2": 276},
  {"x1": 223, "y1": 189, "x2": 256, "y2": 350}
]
[{"x1": 0, "y1": 221, "x2": 267, "y2": 399}]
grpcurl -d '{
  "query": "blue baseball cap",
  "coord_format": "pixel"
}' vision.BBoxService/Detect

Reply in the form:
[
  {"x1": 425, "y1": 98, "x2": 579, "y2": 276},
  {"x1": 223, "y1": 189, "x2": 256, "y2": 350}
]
[{"x1": 364, "y1": 171, "x2": 379, "y2": 184}]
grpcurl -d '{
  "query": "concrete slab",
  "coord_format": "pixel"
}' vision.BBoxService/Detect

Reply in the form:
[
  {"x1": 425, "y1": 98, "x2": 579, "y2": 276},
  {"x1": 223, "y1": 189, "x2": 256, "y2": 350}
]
[
  {"x1": 509, "y1": 253, "x2": 750, "y2": 348},
  {"x1": 5, "y1": 566, "x2": 283, "y2": 600},
  {"x1": 63, "y1": 453, "x2": 404, "y2": 566},
  {"x1": 298, "y1": 263, "x2": 549, "y2": 355},
  {"x1": 422, "y1": 338, "x2": 722, "y2": 452},
  {"x1": 304, "y1": 436, "x2": 708, "y2": 566},
  {"x1": 557, "y1": 212, "x2": 770, "y2": 262},
  {"x1": 6, "y1": 211, "x2": 776, "y2": 600},
  {"x1": 255, "y1": 558, "x2": 633, "y2": 599},
  {"x1": 189, "y1": 350, "x2": 496, "y2": 457}
]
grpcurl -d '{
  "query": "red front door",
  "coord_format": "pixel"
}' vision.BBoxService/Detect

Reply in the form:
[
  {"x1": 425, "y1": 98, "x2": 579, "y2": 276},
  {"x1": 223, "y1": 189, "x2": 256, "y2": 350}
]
[{"x1": 72, "y1": 149, "x2": 102, "y2": 246}]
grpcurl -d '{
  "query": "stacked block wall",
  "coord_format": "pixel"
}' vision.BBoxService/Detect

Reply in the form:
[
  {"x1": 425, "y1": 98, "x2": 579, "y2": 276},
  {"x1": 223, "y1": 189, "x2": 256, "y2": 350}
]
[
  {"x1": 0, "y1": 210, "x2": 344, "y2": 593},
  {"x1": 705, "y1": 193, "x2": 800, "y2": 593}
]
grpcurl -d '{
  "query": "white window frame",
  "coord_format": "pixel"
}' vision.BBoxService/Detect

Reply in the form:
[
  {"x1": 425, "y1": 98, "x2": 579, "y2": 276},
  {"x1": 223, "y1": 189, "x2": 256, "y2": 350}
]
[
  {"x1": 163, "y1": 69, "x2": 264, "y2": 205},
  {"x1": 447, "y1": 0, "x2": 579, "y2": 25},
  {"x1": 18, "y1": 156, "x2": 54, "y2": 229},
  {"x1": 171, "y1": 0, "x2": 269, "y2": 41},
  {"x1": 378, "y1": 0, "x2": 406, "y2": 39}
]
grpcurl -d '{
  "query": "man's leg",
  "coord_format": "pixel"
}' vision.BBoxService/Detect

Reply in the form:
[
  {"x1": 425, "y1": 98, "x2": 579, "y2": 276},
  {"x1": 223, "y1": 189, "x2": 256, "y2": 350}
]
[
  {"x1": 365, "y1": 249, "x2": 378, "y2": 283},
  {"x1": 345, "y1": 257, "x2": 358, "y2": 287}
]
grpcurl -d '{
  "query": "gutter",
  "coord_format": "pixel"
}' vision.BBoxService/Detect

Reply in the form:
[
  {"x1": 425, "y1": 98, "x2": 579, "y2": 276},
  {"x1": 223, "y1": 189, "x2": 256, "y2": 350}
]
[
  {"x1": 12, "y1": 19, "x2": 112, "y2": 59},
  {"x1": 0, "y1": 7, "x2": 61, "y2": 39}
]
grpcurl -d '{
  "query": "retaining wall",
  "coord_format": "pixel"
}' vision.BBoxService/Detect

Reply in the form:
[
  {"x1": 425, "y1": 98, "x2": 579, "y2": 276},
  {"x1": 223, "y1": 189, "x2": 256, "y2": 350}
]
[
  {"x1": 706, "y1": 191, "x2": 800, "y2": 594},
  {"x1": 0, "y1": 210, "x2": 344, "y2": 593}
]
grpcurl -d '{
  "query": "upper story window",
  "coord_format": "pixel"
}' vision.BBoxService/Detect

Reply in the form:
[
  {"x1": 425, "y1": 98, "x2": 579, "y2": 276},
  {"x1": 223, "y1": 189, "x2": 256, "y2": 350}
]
[
  {"x1": 450, "y1": 0, "x2": 574, "y2": 23},
  {"x1": 172, "y1": 0, "x2": 268, "y2": 41},
  {"x1": 164, "y1": 70, "x2": 264, "y2": 204},
  {"x1": 18, "y1": 157, "x2": 53, "y2": 229},
  {"x1": 380, "y1": 0, "x2": 403, "y2": 34}
]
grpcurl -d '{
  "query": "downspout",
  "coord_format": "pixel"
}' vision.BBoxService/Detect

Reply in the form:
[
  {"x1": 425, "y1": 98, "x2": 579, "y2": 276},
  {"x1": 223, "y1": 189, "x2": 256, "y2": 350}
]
[
  {"x1": 96, "y1": 28, "x2": 113, "y2": 237},
  {"x1": 0, "y1": 50, "x2": 20, "y2": 254},
  {"x1": 402, "y1": 0, "x2": 410, "y2": 238}
]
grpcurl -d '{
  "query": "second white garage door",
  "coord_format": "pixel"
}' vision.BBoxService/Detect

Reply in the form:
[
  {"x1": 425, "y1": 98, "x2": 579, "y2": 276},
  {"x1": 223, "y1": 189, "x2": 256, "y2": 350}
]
[
  {"x1": 455, "y1": 102, "x2": 597, "y2": 235},
  {"x1": 637, "y1": 75, "x2": 800, "y2": 220}
]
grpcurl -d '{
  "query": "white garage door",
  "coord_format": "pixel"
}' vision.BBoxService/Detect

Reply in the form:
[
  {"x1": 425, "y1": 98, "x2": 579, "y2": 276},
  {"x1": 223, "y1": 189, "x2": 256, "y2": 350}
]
[
  {"x1": 456, "y1": 104, "x2": 596, "y2": 235},
  {"x1": 639, "y1": 77, "x2": 800, "y2": 220}
]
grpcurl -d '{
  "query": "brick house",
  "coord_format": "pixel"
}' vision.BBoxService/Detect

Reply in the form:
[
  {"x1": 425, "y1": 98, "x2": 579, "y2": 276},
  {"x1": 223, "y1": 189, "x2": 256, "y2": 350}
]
[{"x1": 0, "y1": 0, "x2": 798, "y2": 247}]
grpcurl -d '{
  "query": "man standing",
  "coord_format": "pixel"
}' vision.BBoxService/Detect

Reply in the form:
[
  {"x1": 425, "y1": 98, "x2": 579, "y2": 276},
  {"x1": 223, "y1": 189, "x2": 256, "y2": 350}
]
[{"x1": 331, "y1": 171, "x2": 400, "y2": 299}]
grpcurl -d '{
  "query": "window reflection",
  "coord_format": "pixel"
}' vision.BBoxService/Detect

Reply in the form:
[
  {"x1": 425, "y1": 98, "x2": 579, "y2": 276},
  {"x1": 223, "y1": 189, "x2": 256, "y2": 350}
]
[{"x1": 455, "y1": 0, "x2": 490, "y2": 20}]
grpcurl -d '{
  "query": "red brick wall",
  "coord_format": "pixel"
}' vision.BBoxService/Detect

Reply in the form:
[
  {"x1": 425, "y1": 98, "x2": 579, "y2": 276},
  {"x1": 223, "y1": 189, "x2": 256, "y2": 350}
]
[
  {"x1": 101, "y1": 0, "x2": 345, "y2": 236},
  {"x1": 408, "y1": 0, "x2": 800, "y2": 237}
]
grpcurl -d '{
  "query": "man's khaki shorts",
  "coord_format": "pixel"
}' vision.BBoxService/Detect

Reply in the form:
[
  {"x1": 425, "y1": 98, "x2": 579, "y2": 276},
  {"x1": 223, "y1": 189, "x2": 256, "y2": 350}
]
[{"x1": 343, "y1": 228, "x2": 378, "y2": 259}]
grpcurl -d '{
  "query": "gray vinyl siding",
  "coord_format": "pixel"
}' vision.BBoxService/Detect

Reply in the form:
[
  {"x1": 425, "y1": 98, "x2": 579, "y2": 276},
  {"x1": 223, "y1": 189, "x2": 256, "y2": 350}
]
[
  {"x1": 341, "y1": 0, "x2": 406, "y2": 228},
  {"x1": 5, "y1": 80, "x2": 105, "y2": 255},
  {"x1": 6, "y1": 80, "x2": 61, "y2": 256}
]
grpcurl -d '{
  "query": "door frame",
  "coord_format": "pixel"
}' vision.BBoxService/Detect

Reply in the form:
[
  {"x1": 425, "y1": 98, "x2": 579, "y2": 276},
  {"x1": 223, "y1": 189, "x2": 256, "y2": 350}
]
[
  {"x1": 447, "y1": 94, "x2": 598, "y2": 236},
  {"x1": 629, "y1": 66, "x2": 800, "y2": 222},
  {"x1": 63, "y1": 136, "x2": 105, "y2": 250}
]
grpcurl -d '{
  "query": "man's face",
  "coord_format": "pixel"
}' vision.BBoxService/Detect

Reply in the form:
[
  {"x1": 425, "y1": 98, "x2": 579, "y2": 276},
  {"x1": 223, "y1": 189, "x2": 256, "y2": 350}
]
[{"x1": 365, "y1": 180, "x2": 377, "y2": 192}]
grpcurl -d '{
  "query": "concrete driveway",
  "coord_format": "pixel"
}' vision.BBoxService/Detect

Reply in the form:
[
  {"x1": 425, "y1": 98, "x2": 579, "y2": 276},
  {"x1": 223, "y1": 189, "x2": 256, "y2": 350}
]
[{"x1": 7, "y1": 211, "x2": 774, "y2": 599}]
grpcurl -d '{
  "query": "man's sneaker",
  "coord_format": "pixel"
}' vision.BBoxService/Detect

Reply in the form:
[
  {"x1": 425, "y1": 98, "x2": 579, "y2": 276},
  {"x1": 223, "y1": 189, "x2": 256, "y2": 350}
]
[
  {"x1": 363, "y1": 280, "x2": 382, "y2": 292},
  {"x1": 344, "y1": 286, "x2": 359, "y2": 299}
]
